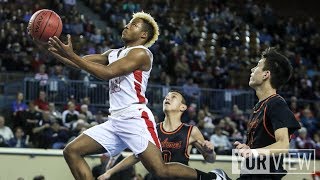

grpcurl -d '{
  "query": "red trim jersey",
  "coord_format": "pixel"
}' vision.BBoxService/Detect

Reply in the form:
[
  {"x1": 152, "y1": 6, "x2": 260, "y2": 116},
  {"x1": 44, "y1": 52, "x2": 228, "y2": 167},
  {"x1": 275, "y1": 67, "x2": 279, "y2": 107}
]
[{"x1": 107, "y1": 46, "x2": 153, "y2": 112}]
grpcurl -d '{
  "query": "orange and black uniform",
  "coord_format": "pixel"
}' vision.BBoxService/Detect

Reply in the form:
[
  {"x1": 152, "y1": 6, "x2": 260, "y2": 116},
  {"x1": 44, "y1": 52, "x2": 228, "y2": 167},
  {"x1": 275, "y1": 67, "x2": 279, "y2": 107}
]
[
  {"x1": 239, "y1": 94, "x2": 300, "y2": 180},
  {"x1": 143, "y1": 122, "x2": 194, "y2": 180},
  {"x1": 157, "y1": 122, "x2": 193, "y2": 165}
]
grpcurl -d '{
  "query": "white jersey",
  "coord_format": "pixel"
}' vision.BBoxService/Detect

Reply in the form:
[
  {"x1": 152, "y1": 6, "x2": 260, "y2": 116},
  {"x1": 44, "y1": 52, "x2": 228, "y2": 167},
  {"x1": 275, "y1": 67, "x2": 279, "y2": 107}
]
[{"x1": 108, "y1": 45, "x2": 153, "y2": 112}]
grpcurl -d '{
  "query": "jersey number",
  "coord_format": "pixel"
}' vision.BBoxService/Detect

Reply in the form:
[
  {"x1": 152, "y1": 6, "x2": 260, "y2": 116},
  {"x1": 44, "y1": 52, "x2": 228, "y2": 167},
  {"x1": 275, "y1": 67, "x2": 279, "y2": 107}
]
[
  {"x1": 110, "y1": 77, "x2": 122, "y2": 94},
  {"x1": 162, "y1": 150, "x2": 172, "y2": 163}
]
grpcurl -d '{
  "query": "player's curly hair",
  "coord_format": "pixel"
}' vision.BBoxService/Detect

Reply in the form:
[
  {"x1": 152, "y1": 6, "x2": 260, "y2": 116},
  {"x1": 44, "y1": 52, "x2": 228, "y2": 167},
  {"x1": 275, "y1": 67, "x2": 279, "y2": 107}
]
[{"x1": 132, "y1": 11, "x2": 159, "y2": 47}]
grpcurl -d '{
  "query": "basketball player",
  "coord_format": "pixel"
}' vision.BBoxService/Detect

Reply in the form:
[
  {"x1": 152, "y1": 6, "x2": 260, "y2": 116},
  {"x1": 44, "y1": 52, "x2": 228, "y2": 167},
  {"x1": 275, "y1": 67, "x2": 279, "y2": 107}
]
[
  {"x1": 38, "y1": 12, "x2": 227, "y2": 180},
  {"x1": 98, "y1": 90, "x2": 227, "y2": 180},
  {"x1": 234, "y1": 48, "x2": 300, "y2": 180}
]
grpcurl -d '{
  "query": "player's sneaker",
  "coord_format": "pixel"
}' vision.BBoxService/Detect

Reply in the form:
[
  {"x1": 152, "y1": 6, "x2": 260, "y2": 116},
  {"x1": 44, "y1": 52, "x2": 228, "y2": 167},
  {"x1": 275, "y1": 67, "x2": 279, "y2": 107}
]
[{"x1": 209, "y1": 169, "x2": 232, "y2": 180}]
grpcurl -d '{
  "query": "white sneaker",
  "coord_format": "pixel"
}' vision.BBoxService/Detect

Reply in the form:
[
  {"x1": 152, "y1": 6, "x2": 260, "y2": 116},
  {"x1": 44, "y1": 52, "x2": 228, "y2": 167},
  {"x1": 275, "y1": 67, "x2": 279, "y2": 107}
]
[{"x1": 209, "y1": 169, "x2": 232, "y2": 180}]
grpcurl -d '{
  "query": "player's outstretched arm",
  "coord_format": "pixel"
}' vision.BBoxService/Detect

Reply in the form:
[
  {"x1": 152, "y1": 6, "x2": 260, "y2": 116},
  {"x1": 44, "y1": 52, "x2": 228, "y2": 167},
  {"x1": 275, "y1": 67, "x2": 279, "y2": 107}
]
[
  {"x1": 234, "y1": 127, "x2": 290, "y2": 158},
  {"x1": 48, "y1": 35, "x2": 151, "y2": 80},
  {"x1": 191, "y1": 126, "x2": 216, "y2": 163},
  {"x1": 30, "y1": 34, "x2": 110, "y2": 69},
  {"x1": 82, "y1": 49, "x2": 111, "y2": 65},
  {"x1": 98, "y1": 155, "x2": 140, "y2": 180}
]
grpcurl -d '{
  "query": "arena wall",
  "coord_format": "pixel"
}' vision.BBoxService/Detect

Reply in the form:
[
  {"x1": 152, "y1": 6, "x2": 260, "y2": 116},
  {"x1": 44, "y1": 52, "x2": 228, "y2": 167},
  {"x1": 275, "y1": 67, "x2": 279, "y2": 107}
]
[{"x1": 0, "y1": 148, "x2": 318, "y2": 180}]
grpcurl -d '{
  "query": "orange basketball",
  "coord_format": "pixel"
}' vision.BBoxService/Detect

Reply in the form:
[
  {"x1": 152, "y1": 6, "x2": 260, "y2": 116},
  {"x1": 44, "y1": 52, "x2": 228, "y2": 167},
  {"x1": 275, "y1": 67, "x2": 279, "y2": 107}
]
[{"x1": 28, "y1": 9, "x2": 63, "y2": 42}]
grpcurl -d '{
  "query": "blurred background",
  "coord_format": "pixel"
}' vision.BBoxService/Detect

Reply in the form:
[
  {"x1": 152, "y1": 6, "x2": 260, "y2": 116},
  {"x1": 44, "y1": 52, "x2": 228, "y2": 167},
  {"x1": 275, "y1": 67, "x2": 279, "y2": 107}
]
[{"x1": 0, "y1": 0, "x2": 319, "y2": 179}]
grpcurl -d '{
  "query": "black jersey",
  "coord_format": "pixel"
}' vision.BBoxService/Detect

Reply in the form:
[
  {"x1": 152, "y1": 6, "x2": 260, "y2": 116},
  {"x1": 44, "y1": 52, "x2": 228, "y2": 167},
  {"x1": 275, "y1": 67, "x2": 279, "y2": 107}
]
[
  {"x1": 157, "y1": 122, "x2": 193, "y2": 165},
  {"x1": 240, "y1": 94, "x2": 300, "y2": 179},
  {"x1": 246, "y1": 94, "x2": 300, "y2": 148}
]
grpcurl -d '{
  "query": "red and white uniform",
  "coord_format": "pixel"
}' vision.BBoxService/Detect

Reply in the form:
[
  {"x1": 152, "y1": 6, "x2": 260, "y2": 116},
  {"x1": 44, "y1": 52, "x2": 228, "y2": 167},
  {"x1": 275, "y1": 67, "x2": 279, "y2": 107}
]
[
  {"x1": 108, "y1": 45, "x2": 151, "y2": 112},
  {"x1": 84, "y1": 46, "x2": 161, "y2": 157}
]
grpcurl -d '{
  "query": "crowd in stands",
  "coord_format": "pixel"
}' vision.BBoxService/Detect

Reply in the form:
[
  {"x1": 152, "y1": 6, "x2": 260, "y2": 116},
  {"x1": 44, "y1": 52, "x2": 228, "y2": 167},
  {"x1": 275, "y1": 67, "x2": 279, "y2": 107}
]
[
  {"x1": 0, "y1": 91, "x2": 108, "y2": 149},
  {"x1": 0, "y1": 0, "x2": 319, "y2": 160}
]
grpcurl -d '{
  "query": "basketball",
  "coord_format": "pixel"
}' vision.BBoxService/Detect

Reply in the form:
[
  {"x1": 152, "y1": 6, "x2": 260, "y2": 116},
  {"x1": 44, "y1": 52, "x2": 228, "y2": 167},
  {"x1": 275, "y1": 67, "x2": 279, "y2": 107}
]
[{"x1": 28, "y1": 9, "x2": 63, "y2": 42}]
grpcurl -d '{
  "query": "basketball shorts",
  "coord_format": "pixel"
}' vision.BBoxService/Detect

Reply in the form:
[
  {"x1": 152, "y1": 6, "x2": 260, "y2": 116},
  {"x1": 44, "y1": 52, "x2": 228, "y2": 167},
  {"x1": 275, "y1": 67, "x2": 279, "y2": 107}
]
[{"x1": 84, "y1": 104, "x2": 161, "y2": 157}]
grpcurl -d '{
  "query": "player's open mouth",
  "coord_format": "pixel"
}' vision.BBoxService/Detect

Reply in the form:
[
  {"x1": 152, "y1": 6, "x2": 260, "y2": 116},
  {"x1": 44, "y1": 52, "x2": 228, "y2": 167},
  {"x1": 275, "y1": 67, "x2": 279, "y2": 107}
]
[{"x1": 165, "y1": 102, "x2": 170, "y2": 105}]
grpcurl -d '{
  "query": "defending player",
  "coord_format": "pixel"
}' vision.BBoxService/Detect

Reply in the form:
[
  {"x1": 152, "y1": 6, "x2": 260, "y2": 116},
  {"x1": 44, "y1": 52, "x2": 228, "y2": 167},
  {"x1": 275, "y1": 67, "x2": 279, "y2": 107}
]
[{"x1": 234, "y1": 48, "x2": 300, "y2": 179}]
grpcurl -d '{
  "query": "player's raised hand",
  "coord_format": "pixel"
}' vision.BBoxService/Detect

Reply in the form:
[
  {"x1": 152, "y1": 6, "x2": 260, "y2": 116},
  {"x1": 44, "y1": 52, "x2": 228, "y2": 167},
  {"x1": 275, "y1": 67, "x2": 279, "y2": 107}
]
[{"x1": 48, "y1": 34, "x2": 74, "y2": 59}]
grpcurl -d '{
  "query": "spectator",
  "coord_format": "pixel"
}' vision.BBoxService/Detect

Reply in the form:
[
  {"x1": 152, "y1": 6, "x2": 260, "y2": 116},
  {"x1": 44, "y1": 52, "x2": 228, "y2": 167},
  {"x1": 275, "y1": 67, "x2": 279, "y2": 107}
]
[
  {"x1": 210, "y1": 126, "x2": 232, "y2": 155},
  {"x1": 174, "y1": 54, "x2": 190, "y2": 76},
  {"x1": 0, "y1": 115, "x2": 14, "y2": 144},
  {"x1": 182, "y1": 78, "x2": 201, "y2": 103},
  {"x1": 32, "y1": 111, "x2": 53, "y2": 148},
  {"x1": 12, "y1": 92, "x2": 28, "y2": 116},
  {"x1": 12, "y1": 92, "x2": 28, "y2": 128},
  {"x1": 23, "y1": 101, "x2": 42, "y2": 142},
  {"x1": 82, "y1": 96, "x2": 97, "y2": 114},
  {"x1": 34, "y1": 64, "x2": 48, "y2": 89},
  {"x1": 48, "y1": 102, "x2": 62, "y2": 123},
  {"x1": 8, "y1": 126, "x2": 29, "y2": 148},
  {"x1": 289, "y1": 96, "x2": 301, "y2": 121},
  {"x1": 34, "y1": 91, "x2": 49, "y2": 111},
  {"x1": 80, "y1": 104, "x2": 94, "y2": 122},
  {"x1": 48, "y1": 65, "x2": 68, "y2": 99},
  {"x1": 313, "y1": 132, "x2": 320, "y2": 159},
  {"x1": 197, "y1": 109, "x2": 214, "y2": 138},
  {"x1": 300, "y1": 108, "x2": 318, "y2": 135},
  {"x1": 295, "y1": 127, "x2": 315, "y2": 149},
  {"x1": 62, "y1": 101, "x2": 79, "y2": 128},
  {"x1": 94, "y1": 110, "x2": 107, "y2": 125},
  {"x1": 43, "y1": 120, "x2": 70, "y2": 149}
]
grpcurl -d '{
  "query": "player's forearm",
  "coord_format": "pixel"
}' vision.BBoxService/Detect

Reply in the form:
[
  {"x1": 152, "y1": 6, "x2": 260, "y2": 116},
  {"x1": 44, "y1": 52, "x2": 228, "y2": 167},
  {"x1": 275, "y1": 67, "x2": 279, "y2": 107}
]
[
  {"x1": 59, "y1": 54, "x2": 107, "y2": 69},
  {"x1": 82, "y1": 54, "x2": 108, "y2": 65},
  {"x1": 69, "y1": 53, "x2": 114, "y2": 80},
  {"x1": 54, "y1": 55, "x2": 80, "y2": 69},
  {"x1": 108, "y1": 155, "x2": 139, "y2": 175},
  {"x1": 256, "y1": 140, "x2": 289, "y2": 156}
]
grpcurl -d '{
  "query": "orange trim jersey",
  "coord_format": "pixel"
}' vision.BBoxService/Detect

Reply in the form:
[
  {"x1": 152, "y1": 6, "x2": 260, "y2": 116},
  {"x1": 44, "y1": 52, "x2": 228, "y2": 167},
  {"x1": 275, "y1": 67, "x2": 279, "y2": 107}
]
[
  {"x1": 108, "y1": 46, "x2": 153, "y2": 112},
  {"x1": 157, "y1": 122, "x2": 193, "y2": 165},
  {"x1": 246, "y1": 94, "x2": 300, "y2": 149},
  {"x1": 241, "y1": 94, "x2": 300, "y2": 177}
]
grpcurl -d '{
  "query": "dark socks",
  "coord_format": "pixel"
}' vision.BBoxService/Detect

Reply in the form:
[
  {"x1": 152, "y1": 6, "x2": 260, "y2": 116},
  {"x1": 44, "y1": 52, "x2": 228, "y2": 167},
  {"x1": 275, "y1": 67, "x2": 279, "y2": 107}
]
[{"x1": 196, "y1": 169, "x2": 216, "y2": 180}]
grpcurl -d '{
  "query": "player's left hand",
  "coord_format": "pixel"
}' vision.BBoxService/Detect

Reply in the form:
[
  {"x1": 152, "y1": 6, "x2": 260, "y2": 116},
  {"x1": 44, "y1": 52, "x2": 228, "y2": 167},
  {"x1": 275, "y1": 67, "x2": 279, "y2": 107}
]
[
  {"x1": 234, "y1": 141, "x2": 255, "y2": 158},
  {"x1": 48, "y1": 34, "x2": 74, "y2": 59},
  {"x1": 197, "y1": 140, "x2": 214, "y2": 154},
  {"x1": 97, "y1": 171, "x2": 111, "y2": 180},
  {"x1": 234, "y1": 141, "x2": 250, "y2": 149}
]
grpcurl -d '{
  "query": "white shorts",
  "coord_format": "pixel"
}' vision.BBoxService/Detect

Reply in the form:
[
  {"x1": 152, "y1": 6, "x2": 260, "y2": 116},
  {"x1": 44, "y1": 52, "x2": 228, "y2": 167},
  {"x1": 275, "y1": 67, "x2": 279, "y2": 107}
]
[{"x1": 83, "y1": 104, "x2": 161, "y2": 157}]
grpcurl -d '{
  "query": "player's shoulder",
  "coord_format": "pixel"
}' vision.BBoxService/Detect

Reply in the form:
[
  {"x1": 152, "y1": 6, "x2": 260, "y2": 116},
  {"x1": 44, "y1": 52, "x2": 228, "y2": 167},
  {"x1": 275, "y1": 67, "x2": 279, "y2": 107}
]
[
  {"x1": 101, "y1": 48, "x2": 115, "y2": 56},
  {"x1": 127, "y1": 46, "x2": 152, "y2": 56},
  {"x1": 267, "y1": 94, "x2": 287, "y2": 107},
  {"x1": 189, "y1": 124, "x2": 200, "y2": 135},
  {"x1": 182, "y1": 123, "x2": 194, "y2": 130}
]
